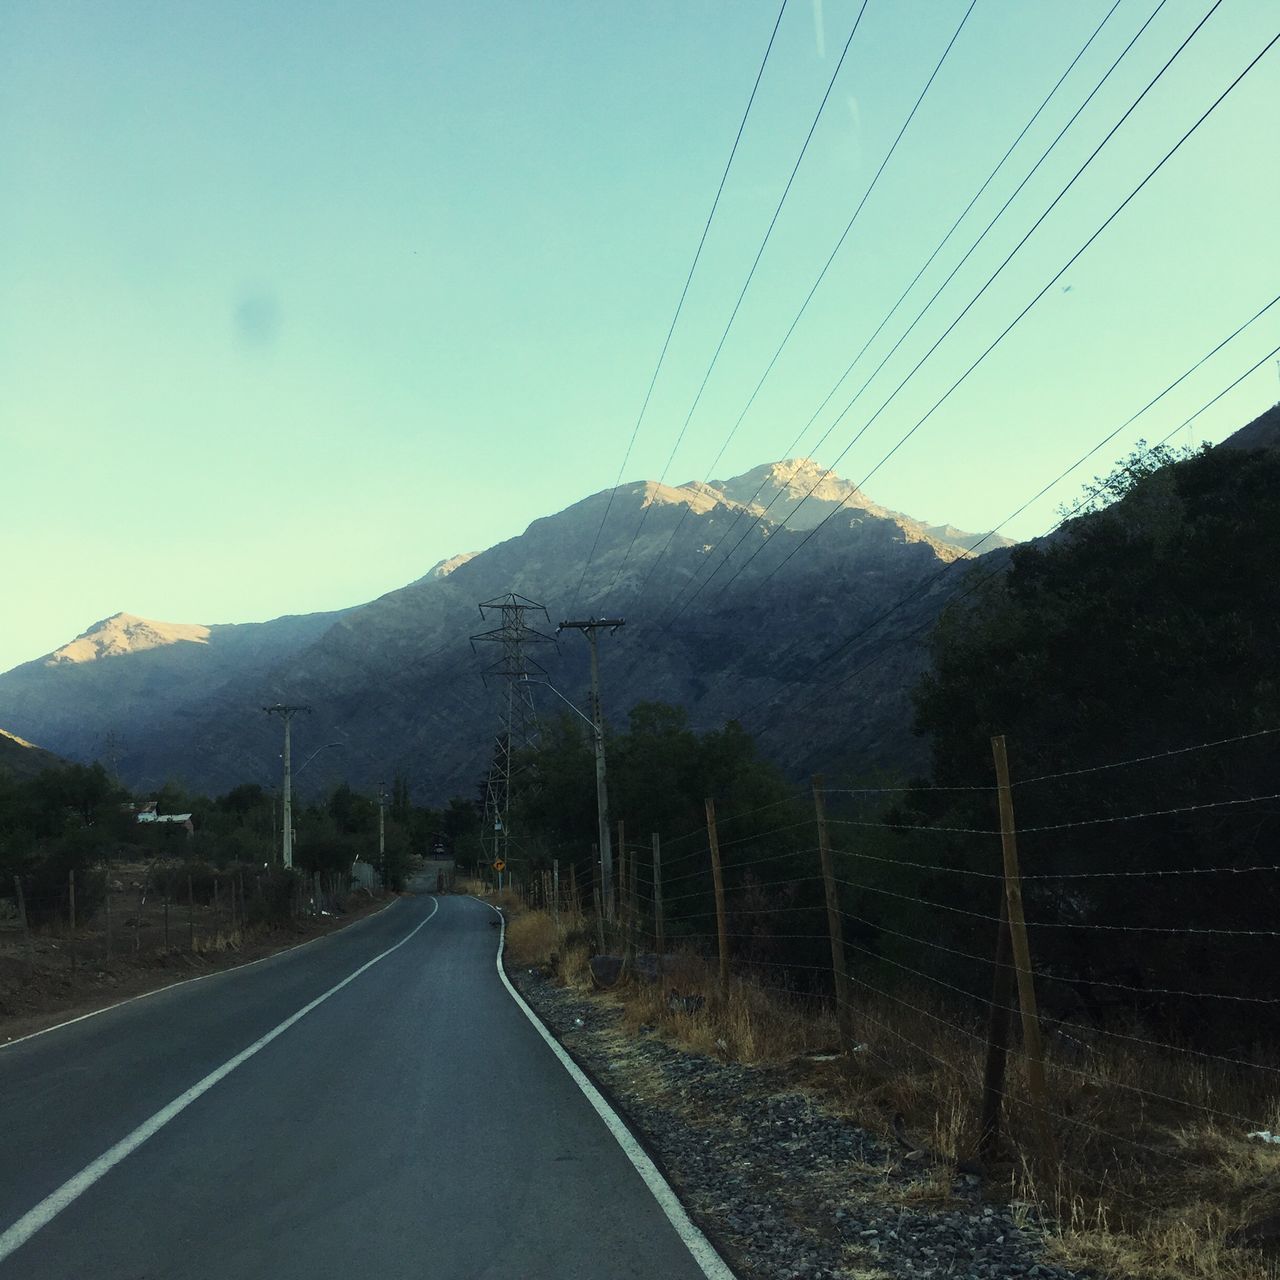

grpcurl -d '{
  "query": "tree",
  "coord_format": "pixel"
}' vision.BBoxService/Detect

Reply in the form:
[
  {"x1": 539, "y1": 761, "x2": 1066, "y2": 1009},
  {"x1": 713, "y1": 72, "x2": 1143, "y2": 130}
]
[{"x1": 909, "y1": 442, "x2": 1280, "y2": 1041}]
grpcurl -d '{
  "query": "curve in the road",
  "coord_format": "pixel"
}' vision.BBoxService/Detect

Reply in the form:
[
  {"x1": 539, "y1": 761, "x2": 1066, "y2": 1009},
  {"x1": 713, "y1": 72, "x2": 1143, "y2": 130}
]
[{"x1": 1, "y1": 895, "x2": 737, "y2": 1280}]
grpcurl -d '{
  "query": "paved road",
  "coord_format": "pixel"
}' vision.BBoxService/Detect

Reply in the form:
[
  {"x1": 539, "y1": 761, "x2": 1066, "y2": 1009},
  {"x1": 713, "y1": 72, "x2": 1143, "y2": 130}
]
[{"x1": 0, "y1": 895, "x2": 721, "y2": 1279}]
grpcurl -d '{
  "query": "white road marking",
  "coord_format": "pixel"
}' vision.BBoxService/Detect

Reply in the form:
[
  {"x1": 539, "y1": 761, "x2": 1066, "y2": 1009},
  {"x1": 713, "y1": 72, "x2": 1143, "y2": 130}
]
[
  {"x1": 483, "y1": 900, "x2": 739, "y2": 1280},
  {"x1": 1, "y1": 896, "x2": 403, "y2": 1053},
  {"x1": 0, "y1": 898, "x2": 439, "y2": 1265}
]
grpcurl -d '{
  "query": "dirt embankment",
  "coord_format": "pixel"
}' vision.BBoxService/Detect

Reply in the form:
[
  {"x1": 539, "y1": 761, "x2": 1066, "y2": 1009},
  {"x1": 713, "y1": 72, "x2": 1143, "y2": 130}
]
[{"x1": 0, "y1": 884, "x2": 396, "y2": 1046}]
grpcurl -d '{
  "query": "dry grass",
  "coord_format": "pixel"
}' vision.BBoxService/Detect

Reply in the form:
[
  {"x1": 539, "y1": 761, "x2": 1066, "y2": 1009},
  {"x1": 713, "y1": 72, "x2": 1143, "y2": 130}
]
[
  {"x1": 503, "y1": 901, "x2": 1280, "y2": 1279},
  {"x1": 504, "y1": 909, "x2": 560, "y2": 967},
  {"x1": 614, "y1": 959, "x2": 841, "y2": 1064},
  {"x1": 815, "y1": 985, "x2": 1280, "y2": 1280},
  {"x1": 191, "y1": 928, "x2": 244, "y2": 955}
]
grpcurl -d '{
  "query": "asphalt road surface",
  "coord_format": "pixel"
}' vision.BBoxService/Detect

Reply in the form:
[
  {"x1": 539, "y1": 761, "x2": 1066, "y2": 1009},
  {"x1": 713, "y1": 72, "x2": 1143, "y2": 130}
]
[{"x1": 0, "y1": 894, "x2": 725, "y2": 1279}]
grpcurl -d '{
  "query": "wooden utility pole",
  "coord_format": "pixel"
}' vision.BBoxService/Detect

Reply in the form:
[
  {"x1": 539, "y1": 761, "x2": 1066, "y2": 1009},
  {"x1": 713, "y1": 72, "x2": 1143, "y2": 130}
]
[
  {"x1": 978, "y1": 895, "x2": 1014, "y2": 1160},
  {"x1": 705, "y1": 799, "x2": 729, "y2": 998},
  {"x1": 69, "y1": 869, "x2": 77, "y2": 984},
  {"x1": 813, "y1": 777, "x2": 853, "y2": 1046},
  {"x1": 262, "y1": 703, "x2": 311, "y2": 869},
  {"x1": 652, "y1": 832, "x2": 665, "y2": 967},
  {"x1": 992, "y1": 734, "x2": 1055, "y2": 1163},
  {"x1": 13, "y1": 876, "x2": 33, "y2": 976},
  {"x1": 617, "y1": 819, "x2": 628, "y2": 946}
]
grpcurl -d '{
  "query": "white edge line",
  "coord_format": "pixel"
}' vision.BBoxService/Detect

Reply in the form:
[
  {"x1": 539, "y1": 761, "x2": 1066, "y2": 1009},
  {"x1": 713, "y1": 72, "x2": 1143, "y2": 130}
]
[
  {"x1": 1, "y1": 895, "x2": 404, "y2": 1053},
  {"x1": 481, "y1": 898, "x2": 738, "y2": 1280},
  {"x1": 0, "y1": 897, "x2": 439, "y2": 1265}
]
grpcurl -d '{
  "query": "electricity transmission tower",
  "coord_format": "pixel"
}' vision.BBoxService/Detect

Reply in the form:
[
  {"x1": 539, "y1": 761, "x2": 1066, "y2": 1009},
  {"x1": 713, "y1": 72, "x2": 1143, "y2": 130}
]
[{"x1": 471, "y1": 594, "x2": 556, "y2": 887}]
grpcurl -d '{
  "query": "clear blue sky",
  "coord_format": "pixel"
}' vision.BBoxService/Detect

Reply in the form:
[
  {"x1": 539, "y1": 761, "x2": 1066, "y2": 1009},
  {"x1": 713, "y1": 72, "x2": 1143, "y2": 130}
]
[{"x1": 2, "y1": 0, "x2": 1277, "y2": 673}]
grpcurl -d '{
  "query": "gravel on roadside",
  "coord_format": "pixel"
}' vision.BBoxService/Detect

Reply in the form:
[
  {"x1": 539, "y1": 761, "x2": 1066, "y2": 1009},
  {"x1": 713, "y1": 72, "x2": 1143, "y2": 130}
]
[{"x1": 510, "y1": 965, "x2": 1092, "y2": 1280}]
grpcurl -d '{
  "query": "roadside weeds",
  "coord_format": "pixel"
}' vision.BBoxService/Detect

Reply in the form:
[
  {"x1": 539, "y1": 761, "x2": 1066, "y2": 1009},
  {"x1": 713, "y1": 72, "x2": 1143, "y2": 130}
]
[
  {"x1": 496, "y1": 896, "x2": 1280, "y2": 1280},
  {"x1": 0, "y1": 889, "x2": 398, "y2": 1046}
]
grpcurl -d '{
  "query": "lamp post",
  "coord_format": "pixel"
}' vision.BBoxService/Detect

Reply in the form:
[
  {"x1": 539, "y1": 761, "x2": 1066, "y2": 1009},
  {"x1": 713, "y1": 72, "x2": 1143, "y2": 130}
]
[
  {"x1": 554, "y1": 619, "x2": 624, "y2": 919},
  {"x1": 521, "y1": 674, "x2": 610, "y2": 908}
]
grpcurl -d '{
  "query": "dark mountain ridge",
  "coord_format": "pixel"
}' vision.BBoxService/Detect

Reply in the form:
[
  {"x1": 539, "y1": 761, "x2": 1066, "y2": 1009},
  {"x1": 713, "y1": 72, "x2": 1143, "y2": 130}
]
[{"x1": 0, "y1": 460, "x2": 994, "y2": 800}]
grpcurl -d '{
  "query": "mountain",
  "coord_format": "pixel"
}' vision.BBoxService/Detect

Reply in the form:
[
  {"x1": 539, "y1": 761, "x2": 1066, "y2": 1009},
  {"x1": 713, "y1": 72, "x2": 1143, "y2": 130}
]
[
  {"x1": 0, "y1": 608, "x2": 350, "y2": 782},
  {"x1": 0, "y1": 461, "x2": 1002, "y2": 801},
  {"x1": 45, "y1": 614, "x2": 215, "y2": 664},
  {"x1": 708, "y1": 459, "x2": 1015, "y2": 551},
  {"x1": 1218, "y1": 402, "x2": 1280, "y2": 452},
  {"x1": 0, "y1": 727, "x2": 65, "y2": 781}
]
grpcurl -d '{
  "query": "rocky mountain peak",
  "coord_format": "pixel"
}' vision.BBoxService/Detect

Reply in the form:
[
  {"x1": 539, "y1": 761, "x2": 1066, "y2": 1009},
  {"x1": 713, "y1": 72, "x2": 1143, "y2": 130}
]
[
  {"x1": 425, "y1": 552, "x2": 479, "y2": 580},
  {"x1": 47, "y1": 613, "x2": 212, "y2": 665},
  {"x1": 636, "y1": 479, "x2": 730, "y2": 514}
]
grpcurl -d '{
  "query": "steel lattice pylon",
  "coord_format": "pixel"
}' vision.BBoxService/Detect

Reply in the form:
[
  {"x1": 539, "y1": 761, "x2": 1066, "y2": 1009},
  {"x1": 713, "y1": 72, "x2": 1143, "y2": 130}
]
[{"x1": 471, "y1": 593, "x2": 556, "y2": 883}]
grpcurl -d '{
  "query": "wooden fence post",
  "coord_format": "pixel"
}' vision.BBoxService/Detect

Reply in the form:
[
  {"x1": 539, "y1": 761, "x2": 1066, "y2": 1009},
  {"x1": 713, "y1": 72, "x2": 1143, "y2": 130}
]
[
  {"x1": 628, "y1": 838, "x2": 639, "y2": 962},
  {"x1": 617, "y1": 820, "x2": 627, "y2": 948},
  {"x1": 69, "y1": 869, "x2": 77, "y2": 985},
  {"x1": 591, "y1": 846, "x2": 606, "y2": 952},
  {"x1": 592, "y1": 885, "x2": 606, "y2": 952},
  {"x1": 652, "y1": 832, "x2": 664, "y2": 969},
  {"x1": 164, "y1": 891, "x2": 170, "y2": 951},
  {"x1": 991, "y1": 734, "x2": 1056, "y2": 1164},
  {"x1": 978, "y1": 895, "x2": 1014, "y2": 1161},
  {"x1": 13, "y1": 876, "x2": 34, "y2": 977},
  {"x1": 705, "y1": 798, "x2": 729, "y2": 999},
  {"x1": 188, "y1": 873, "x2": 195, "y2": 952},
  {"x1": 813, "y1": 776, "x2": 853, "y2": 1046},
  {"x1": 553, "y1": 859, "x2": 560, "y2": 932},
  {"x1": 104, "y1": 878, "x2": 112, "y2": 963}
]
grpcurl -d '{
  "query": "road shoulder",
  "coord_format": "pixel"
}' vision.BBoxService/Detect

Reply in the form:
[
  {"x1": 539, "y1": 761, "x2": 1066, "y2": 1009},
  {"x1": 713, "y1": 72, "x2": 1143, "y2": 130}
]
[{"x1": 509, "y1": 965, "x2": 1085, "y2": 1280}]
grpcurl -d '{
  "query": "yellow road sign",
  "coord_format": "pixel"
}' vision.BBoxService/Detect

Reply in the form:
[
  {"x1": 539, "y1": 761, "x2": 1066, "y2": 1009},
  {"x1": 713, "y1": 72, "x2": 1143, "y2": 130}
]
[{"x1": 492, "y1": 859, "x2": 506, "y2": 872}]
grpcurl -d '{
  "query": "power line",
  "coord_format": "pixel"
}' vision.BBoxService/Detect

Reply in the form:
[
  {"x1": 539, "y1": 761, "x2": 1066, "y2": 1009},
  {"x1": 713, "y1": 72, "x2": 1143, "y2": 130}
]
[
  {"x1": 567, "y1": 0, "x2": 791, "y2": 614},
  {"x1": 737, "y1": 307, "x2": 1280, "y2": 735},
  {"x1": 722, "y1": 340, "x2": 1279, "y2": 746},
  {"x1": 598, "y1": 0, "x2": 875, "y2": 598},
  {"x1": 783, "y1": 335, "x2": 1280, "y2": 722},
  {"x1": 711, "y1": 0, "x2": 1244, "y2": 602},
  {"x1": 645, "y1": 0, "x2": 1134, "y2": 620},
  {"x1": 625, "y1": 0, "x2": 985, "y2": 607},
  {"x1": 691, "y1": 22, "x2": 1279, "y2": 741}
]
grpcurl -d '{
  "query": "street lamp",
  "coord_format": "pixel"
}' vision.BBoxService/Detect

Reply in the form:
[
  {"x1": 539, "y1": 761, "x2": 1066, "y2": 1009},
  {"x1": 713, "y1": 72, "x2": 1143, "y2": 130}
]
[
  {"x1": 520, "y1": 674, "x2": 611, "y2": 904},
  {"x1": 267, "y1": 739, "x2": 343, "y2": 867},
  {"x1": 295, "y1": 742, "x2": 345, "y2": 778}
]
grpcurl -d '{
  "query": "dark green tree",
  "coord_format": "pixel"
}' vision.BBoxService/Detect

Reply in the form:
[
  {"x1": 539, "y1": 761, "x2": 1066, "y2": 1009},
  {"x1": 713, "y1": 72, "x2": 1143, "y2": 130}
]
[{"x1": 908, "y1": 442, "x2": 1280, "y2": 1041}]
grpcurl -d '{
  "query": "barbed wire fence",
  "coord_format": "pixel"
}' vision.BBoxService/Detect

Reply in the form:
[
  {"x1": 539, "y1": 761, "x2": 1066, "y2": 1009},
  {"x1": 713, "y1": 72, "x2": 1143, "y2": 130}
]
[
  {"x1": 0, "y1": 862, "x2": 360, "y2": 985},
  {"x1": 509, "y1": 721, "x2": 1280, "y2": 1243}
]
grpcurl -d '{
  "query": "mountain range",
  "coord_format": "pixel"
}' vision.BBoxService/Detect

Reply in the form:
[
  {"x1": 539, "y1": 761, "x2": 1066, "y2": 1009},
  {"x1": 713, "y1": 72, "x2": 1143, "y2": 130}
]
[{"x1": 0, "y1": 455, "x2": 1088, "y2": 800}]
